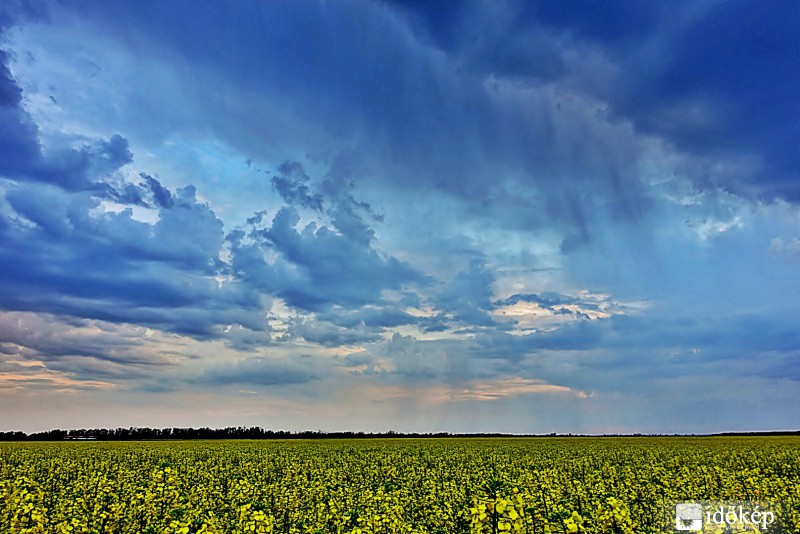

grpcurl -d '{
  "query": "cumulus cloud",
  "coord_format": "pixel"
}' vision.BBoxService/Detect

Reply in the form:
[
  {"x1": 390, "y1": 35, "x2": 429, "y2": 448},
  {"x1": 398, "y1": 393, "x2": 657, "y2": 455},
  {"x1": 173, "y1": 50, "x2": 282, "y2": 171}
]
[
  {"x1": 141, "y1": 172, "x2": 174, "y2": 208},
  {"x1": 271, "y1": 161, "x2": 323, "y2": 212},
  {"x1": 0, "y1": 180, "x2": 263, "y2": 338},
  {"x1": 0, "y1": 31, "x2": 265, "y2": 343},
  {"x1": 230, "y1": 170, "x2": 426, "y2": 312},
  {"x1": 286, "y1": 316, "x2": 382, "y2": 348}
]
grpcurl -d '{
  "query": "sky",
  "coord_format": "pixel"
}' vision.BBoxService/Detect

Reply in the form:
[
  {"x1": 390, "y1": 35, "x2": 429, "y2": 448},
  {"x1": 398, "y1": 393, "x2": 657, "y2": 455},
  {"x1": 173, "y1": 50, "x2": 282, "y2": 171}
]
[{"x1": 0, "y1": 0, "x2": 798, "y2": 435}]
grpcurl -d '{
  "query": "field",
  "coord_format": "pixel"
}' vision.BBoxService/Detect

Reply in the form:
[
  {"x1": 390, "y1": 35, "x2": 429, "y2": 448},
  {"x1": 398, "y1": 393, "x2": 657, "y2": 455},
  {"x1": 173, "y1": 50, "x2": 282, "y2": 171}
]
[{"x1": 1, "y1": 437, "x2": 798, "y2": 533}]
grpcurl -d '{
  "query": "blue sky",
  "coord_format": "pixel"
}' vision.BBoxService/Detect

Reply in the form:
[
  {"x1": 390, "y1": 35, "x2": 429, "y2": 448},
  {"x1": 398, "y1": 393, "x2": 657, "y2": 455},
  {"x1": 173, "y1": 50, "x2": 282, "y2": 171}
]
[{"x1": 0, "y1": 0, "x2": 798, "y2": 434}]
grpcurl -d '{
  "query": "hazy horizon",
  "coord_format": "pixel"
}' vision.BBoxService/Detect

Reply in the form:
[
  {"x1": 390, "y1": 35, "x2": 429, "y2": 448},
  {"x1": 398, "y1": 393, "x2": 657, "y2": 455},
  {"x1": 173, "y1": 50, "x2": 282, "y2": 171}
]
[{"x1": 0, "y1": 1, "x2": 798, "y2": 435}]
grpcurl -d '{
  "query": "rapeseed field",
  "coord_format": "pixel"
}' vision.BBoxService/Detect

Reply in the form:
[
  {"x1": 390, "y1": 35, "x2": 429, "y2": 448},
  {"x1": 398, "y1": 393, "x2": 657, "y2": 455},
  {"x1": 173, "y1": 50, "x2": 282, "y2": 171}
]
[{"x1": 1, "y1": 437, "x2": 797, "y2": 533}]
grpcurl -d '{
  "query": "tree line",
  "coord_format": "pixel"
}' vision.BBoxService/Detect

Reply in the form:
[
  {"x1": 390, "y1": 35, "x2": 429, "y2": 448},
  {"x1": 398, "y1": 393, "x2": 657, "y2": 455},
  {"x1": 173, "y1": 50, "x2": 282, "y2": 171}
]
[
  {"x1": 0, "y1": 428, "x2": 477, "y2": 441},
  {"x1": 0, "y1": 427, "x2": 795, "y2": 441}
]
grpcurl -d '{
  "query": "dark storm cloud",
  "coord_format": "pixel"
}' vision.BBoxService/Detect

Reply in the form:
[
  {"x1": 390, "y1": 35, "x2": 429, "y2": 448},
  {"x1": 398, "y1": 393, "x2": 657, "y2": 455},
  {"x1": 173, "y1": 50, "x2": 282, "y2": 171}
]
[
  {"x1": 529, "y1": 1, "x2": 799, "y2": 201},
  {"x1": 3, "y1": 181, "x2": 225, "y2": 272},
  {"x1": 14, "y1": 0, "x2": 794, "y2": 281},
  {"x1": 271, "y1": 161, "x2": 323, "y2": 212},
  {"x1": 103, "y1": 173, "x2": 175, "y2": 210},
  {"x1": 39, "y1": 133, "x2": 133, "y2": 193},
  {"x1": 528, "y1": 2, "x2": 666, "y2": 48},
  {"x1": 3, "y1": 3, "x2": 796, "y2": 331},
  {"x1": 271, "y1": 159, "x2": 384, "y2": 246},
  {"x1": 608, "y1": 2, "x2": 800, "y2": 201},
  {"x1": 224, "y1": 160, "x2": 427, "y2": 339},
  {"x1": 142, "y1": 173, "x2": 174, "y2": 208},
  {"x1": 0, "y1": 50, "x2": 40, "y2": 178},
  {"x1": 0, "y1": 180, "x2": 264, "y2": 339},
  {"x1": 434, "y1": 259, "x2": 496, "y2": 327},
  {"x1": 3, "y1": 0, "x2": 659, "y2": 265},
  {"x1": 0, "y1": 46, "x2": 132, "y2": 192},
  {"x1": 386, "y1": 0, "x2": 568, "y2": 81},
  {"x1": 230, "y1": 200, "x2": 425, "y2": 312},
  {"x1": 388, "y1": 0, "x2": 800, "y2": 203}
]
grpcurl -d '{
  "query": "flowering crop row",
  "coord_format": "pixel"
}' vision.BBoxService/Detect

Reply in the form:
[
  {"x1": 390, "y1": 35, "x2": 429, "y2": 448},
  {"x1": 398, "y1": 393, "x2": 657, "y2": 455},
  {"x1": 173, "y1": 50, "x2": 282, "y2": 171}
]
[{"x1": 1, "y1": 437, "x2": 797, "y2": 533}]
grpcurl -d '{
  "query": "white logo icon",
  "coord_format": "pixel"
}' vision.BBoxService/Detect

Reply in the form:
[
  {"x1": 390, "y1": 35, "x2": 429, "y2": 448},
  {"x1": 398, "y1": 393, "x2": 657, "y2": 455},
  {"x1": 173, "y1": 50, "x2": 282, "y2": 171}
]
[{"x1": 676, "y1": 503, "x2": 703, "y2": 531}]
